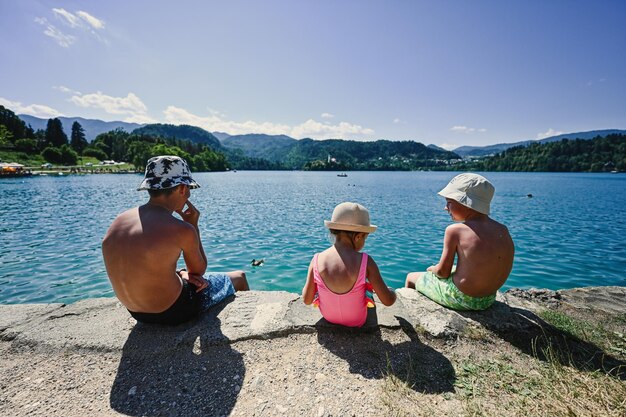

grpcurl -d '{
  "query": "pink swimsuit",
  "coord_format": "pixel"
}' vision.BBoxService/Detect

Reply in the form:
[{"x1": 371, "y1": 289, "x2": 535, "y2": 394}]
[{"x1": 312, "y1": 252, "x2": 373, "y2": 327}]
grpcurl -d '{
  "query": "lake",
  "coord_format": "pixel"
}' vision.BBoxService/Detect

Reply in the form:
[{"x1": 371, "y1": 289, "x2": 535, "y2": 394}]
[{"x1": 1, "y1": 171, "x2": 625, "y2": 304}]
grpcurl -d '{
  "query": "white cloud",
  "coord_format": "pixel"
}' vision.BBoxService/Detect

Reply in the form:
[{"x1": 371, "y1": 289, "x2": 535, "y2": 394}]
[
  {"x1": 291, "y1": 119, "x2": 374, "y2": 139},
  {"x1": 76, "y1": 11, "x2": 105, "y2": 30},
  {"x1": 450, "y1": 125, "x2": 486, "y2": 133},
  {"x1": 54, "y1": 85, "x2": 82, "y2": 95},
  {"x1": 0, "y1": 97, "x2": 63, "y2": 118},
  {"x1": 36, "y1": 9, "x2": 106, "y2": 47},
  {"x1": 53, "y1": 8, "x2": 80, "y2": 27},
  {"x1": 35, "y1": 17, "x2": 76, "y2": 47},
  {"x1": 438, "y1": 143, "x2": 459, "y2": 151},
  {"x1": 321, "y1": 112, "x2": 334, "y2": 119},
  {"x1": 451, "y1": 125, "x2": 472, "y2": 132},
  {"x1": 536, "y1": 128, "x2": 563, "y2": 140},
  {"x1": 393, "y1": 118, "x2": 401, "y2": 124},
  {"x1": 163, "y1": 106, "x2": 375, "y2": 139},
  {"x1": 69, "y1": 91, "x2": 156, "y2": 123}
]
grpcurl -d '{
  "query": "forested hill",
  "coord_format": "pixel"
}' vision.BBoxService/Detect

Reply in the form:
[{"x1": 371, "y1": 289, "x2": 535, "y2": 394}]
[
  {"x1": 221, "y1": 134, "x2": 297, "y2": 160},
  {"x1": 285, "y1": 138, "x2": 460, "y2": 170},
  {"x1": 221, "y1": 134, "x2": 461, "y2": 170},
  {"x1": 463, "y1": 134, "x2": 626, "y2": 172},
  {"x1": 453, "y1": 129, "x2": 626, "y2": 158},
  {"x1": 133, "y1": 124, "x2": 221, "y2": 150}
]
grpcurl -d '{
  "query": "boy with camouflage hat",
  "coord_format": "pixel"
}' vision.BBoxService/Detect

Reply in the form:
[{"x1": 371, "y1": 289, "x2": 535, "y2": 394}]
[{"x1": 103, "y1": 155, "x2": 249, "y2": 325}]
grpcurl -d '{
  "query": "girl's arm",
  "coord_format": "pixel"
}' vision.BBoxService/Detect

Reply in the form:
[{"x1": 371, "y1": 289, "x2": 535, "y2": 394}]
[
  {"x1": 366, "y1": 256, "x2": 396, "y2": 306},
  {"x1": 427, "y1": 224, "x2": 459, "y2": 278},
  {"x1": 302, "y1": 258, "x2": 317, "y2": 305}
]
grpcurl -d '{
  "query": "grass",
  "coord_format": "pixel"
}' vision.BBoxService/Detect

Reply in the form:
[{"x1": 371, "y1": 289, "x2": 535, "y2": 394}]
[
  {"x1": 381, "y1": 336, "x2": 626, "y2": 417},
  {"x1": 0, "y1": 150, "x2": 45, "y2": 166},
  {"x1": 0, "y1": 150, "x2": 137, "y2": 171},
  {"x1": 538, "y1": 310, "x2": 626, "y2": 358}
]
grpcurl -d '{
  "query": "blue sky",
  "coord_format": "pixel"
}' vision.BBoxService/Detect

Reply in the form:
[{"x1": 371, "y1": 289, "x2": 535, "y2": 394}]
[{"x1": 1, "y1": 1, "x2": 625, "y2": 148}]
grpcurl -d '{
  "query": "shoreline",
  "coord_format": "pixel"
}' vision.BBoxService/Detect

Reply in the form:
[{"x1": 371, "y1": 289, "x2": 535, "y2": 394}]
[{"x1": 1, "y1": 286, "x2": 625, "y2": 416}]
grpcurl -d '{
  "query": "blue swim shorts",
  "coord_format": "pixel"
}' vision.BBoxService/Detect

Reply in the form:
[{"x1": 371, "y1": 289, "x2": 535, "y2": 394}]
[
  {"x1": 128, "y1": 273, "x2": 235, "y2": 325},
  {"x1": 198, "y1": 272, "x2": 236, "y2": 311}
]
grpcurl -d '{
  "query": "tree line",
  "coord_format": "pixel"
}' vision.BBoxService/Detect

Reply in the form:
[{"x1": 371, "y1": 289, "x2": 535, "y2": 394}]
[
  {"x1": 456, "y1": 134, "x2": 626, "y2": 172},
  {"x1": 1, "y1": 105, "x2": 88, "y2": 165},
  {"x1": 0, "y1": 105, "x2": 228, "y2": 171},
  {"x1": 3, "y1": 104, "x2": 625, "y2": 172}
]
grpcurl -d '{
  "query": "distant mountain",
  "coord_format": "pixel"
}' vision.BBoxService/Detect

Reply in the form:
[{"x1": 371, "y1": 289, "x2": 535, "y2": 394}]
[
  {"x1": 428, "y1": 144, "x2": 447, "y2": 152},
  {"x1": 466, "y1": 133, "x2": 626, "y2": 172},
  {"x1": 221, "y1": 134, "x2": 298, "y2": 161},
  {"x1": 133, "y1": 124, "x2": 221, "y2": 150},
  {"x1": 287, "y1": 138, "x2": 460, "y2": 168},
  {"x1": 453, "y1": 129, "x2": 626, "y2": 158},
  {"x1": 221, "y1": 133, "x2": 460, "y2": 170},
  {"x1": 212, "y1": 131, "x2": 231, "y2": 141},
  {"x1": 18, "y1": 114, "x2": 143, "y2": 142}
]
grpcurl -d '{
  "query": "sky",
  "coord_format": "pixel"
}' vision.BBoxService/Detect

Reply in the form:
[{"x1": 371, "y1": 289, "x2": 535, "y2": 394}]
[{"x1": 1, "y1": 1, "x2": 625, "y2": 149}]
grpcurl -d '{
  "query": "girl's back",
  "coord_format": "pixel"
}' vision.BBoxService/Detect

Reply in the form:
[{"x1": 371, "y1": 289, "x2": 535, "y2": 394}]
[
  {"x1": 313, "y1": 248, "x2": 370, "y2": 327},
  {"x1": 316, "y1": 246, "x2": 363, "y2": 294}
]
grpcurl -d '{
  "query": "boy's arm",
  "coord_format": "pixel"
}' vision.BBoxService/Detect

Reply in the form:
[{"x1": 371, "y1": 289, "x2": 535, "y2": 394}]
[
  {"x1": 180, "y1": 223, "x2": 208, "y2": 291},
  {"x1": 177, "y1": 200, "x2": 207, "y2": 267},
  {"x1": 302, "y1": 258, "x2": 317, "y2": 305},
  {"x1": 366, "y1": 256, "x2": 396, "y2": 306},
  {"x1": 428, "y1": 224, "x2": 458, "y2": 278}
]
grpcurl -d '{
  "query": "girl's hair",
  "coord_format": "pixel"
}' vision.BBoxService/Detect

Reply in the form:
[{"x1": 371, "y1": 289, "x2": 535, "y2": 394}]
[{"x1": 329, "y1": 229, "x2": 359, "y2": 239}]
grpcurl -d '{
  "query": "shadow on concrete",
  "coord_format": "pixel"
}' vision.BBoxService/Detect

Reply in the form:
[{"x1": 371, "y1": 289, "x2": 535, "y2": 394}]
[
  {"x1": 110, "y1": 299, "x2": 245, "y2": 416},
  {"x1": 460, "y1": 301, "x2": 626, "y2": 380},
  {"x1": 316, "y1": 309, "x2": 455, "y2": 394}
]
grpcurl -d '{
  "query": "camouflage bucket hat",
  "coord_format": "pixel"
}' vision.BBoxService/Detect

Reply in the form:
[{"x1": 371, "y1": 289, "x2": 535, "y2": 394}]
[{"x1": 137, "y1": 155, "x2": 200, "y2": 191}]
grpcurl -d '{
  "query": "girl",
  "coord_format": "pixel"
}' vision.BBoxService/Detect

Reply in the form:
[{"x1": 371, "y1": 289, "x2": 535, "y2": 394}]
[{"x1": 302, "y1": 202, "x2": 396, "y2": 327}]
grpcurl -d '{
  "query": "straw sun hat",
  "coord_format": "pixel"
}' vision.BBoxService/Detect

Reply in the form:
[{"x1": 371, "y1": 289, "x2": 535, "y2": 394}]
[
  {"x1": 324, "y1": 202, "x2": 377, "y2": 233},
  {"x1": 437, "y1": 173, "x2": 494, "y2": 215}
]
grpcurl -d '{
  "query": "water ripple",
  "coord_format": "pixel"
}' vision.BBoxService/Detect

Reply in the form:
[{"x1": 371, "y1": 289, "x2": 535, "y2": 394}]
[{"x1": 1, "y1": 171, "x2": 625, "y2": 303}]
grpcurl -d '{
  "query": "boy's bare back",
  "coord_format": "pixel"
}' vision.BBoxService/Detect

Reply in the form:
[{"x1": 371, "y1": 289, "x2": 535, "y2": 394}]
[
  {"x1": 449, "y1": 216, "x2": 514, "y2": 297},
  {"x1": 102, "y1": 205, "x2": 192, "y2": 313}
]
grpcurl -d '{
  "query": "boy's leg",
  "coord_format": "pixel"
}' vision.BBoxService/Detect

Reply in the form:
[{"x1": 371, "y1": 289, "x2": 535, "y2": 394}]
[
  {"x1": 226, "y1": 270, "x2": 250, "y2": 291},
  {"x1": 405, "y1": 272, "x2": 424, "y2": 289}
]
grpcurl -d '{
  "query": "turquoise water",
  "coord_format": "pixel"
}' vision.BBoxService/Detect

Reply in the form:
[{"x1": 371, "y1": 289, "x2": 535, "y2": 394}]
[{"x1": 1, "y1": 171, "x2": 625, "y2": 304}]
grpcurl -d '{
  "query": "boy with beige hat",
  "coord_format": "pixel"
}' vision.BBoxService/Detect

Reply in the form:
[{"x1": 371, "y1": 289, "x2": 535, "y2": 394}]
[{"x1": 405, "y1": 173, "x2": 514, "y2": 310}]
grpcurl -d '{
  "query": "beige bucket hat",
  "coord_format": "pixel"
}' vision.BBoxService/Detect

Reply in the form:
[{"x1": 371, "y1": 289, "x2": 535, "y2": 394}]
[
  {"x1": 438, "y1": 173, "x2": 494, "y2": 215},
  {"x1": 324, "y1": 202, "x2": 377, "y2": 233}
]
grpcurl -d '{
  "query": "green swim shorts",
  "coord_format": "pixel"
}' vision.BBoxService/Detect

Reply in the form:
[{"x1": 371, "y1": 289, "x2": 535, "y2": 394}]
[{"x1": 415, "y1": 271, "x2": 495, "y2": 311}]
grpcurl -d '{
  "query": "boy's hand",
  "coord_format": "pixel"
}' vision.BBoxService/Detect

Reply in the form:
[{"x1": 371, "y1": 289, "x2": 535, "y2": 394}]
[
  {"x1": 184, "y1": 272, "x2": 208, "y2": 292},
  {"x1": 176, "y1": 200, "x2": 200, "y2": 227}
]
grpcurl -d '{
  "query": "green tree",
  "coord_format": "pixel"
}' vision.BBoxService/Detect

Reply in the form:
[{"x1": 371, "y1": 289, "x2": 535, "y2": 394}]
[
  {"x1": 70, "y1": 121, "x2": 88, "y2": 154},
  {"x1": 41, "y1": 146, "x2": 63, "y2": 164},
  {"x1": 14, "y1": 138, "x2": 38, "y2": 153},
  {"x1": 83, "y1": 146, "x2": 108, "y2": 161},
  {"x1": 0, "y1": 105, "x2": 33, "y2": 143},
  {"x1": 60, "y1": 144, "x2": 78, "y2": 165},
  {"x1": 127, "y1": 140, "x2": 154, "y2": 168},
  {"x1": 45, "y1": 118, "x2": 68, "y2": 148},
  {"x1": 0, "y1": 125, "x2": 13, "y2": 146}
]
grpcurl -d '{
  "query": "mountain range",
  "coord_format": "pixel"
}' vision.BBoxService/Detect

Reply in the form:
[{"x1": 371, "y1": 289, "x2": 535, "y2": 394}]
[
  {"x1": 18, "y1": 114, "x2": 144, "y2": 142},
  {"x1": 17, "y1": 114, "x2": 625, "y2": 160},
  {"x1": 453, "y1": 129, "x2": 626, "y2": 157}
]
